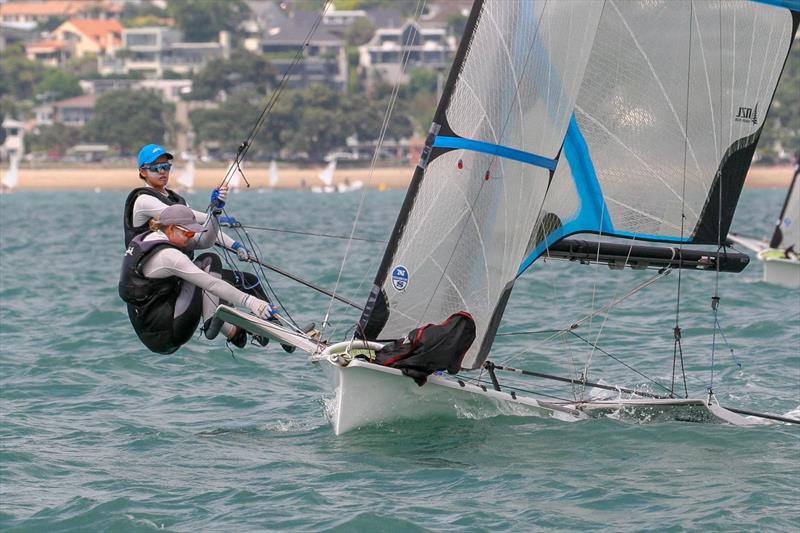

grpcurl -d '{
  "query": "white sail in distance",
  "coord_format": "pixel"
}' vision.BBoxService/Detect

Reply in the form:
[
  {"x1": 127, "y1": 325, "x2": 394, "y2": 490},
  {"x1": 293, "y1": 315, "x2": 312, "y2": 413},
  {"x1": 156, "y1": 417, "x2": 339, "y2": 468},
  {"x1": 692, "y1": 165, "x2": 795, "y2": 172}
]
[
  {"x1": 318, "y1": 159, "x2": 337, "y2": 187},
  {"x1": 1, "y1": 153, "x2": 19, "y2": 190},
  {"x1": 269, "y1": 160, "x2": 279, "y2": 189},
  {"x1": 769, "y1": 165, "x2": 800, "y2": 251},
  {"x1": 177, "y1": 157, "x2": 195, "y2": 192},
  {"x1": 358, "y1": 0, "x2": 798, "y2": 370}
]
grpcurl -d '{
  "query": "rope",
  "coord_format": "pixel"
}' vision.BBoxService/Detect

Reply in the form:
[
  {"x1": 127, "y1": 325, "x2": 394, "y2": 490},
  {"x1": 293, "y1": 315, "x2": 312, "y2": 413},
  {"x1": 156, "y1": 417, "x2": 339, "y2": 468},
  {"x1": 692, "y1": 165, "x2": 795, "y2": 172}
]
[
  {"x1": 322, "y1": 0, "x2": 429, "y2": 337},
  {"x1": 230, "y1": 223, "x2": 387, "y2": 243},
  {"x1": 567, "y1": 331, "x2": 674, "y2": 396},
  {"x1": 215, "y1": 0, "x2": 334, "y2": 192},
  {"x1": 669, "y1": 0, "x2": 694, "y2": 397}
]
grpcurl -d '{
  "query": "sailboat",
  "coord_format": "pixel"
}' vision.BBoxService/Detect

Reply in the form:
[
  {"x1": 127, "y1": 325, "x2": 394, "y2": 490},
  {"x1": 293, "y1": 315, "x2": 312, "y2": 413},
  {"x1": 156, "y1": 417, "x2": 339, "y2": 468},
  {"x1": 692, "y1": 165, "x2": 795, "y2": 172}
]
[
  {"x1": 311, "y1": 154, "x2": 364, "y2": 193},
  {"x1": 729, "y1": 163, "x2": 800, "y2": 288},
  {"x1": 1, "y1": 153, "x2": 19, "y2": 194},
  {"x1": 176, "y1": 155, "x2": 196, "y2": 193},
  {"x1": 215, "y1": 0, "x2": 799, "y2": 434},
  {"x1": 268, "y1": 159, "x2": 279, "y2": 190},
  {"x1": 311, "y1": 158, "x2": 338, "y2": 193}
]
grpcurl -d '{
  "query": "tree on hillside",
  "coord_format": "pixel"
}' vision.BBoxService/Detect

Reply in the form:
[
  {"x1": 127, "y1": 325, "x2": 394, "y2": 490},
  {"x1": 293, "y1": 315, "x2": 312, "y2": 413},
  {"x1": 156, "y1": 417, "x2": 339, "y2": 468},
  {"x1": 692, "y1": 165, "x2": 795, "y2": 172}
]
[
  {"x1": 35, "y1": 70, "x2": 83, "y2": 101},
  {"x1": 167, "y1": 0, "x2": 250, "y2": 43},
  {"x1": 64, "y1": 54, "x2": 99, "y2": 79},
  {"x1": 265, "y1": 85, "x2": 353, "y2": 162},
  {"x1": 344, "y1": 17, "x2": 375, "y2": 47},
  {"x1": 27, "y1": 123, "x2": 81, "y2": 155},
  {"x1": 84, "y1": 90, "x2": 174, "y2": 154},
  {"x1": 189, "y1": 50, "x2": 276, "y2": 101},
  {"x1": 189, "y1": 92, "x2": 263, "y2": 156},
  {"x1": 0, "y1": 43, "x2": 45, "y2": 100},
  {"x1": 37, "y1": 16, "x2": 67, "y2": 33}
]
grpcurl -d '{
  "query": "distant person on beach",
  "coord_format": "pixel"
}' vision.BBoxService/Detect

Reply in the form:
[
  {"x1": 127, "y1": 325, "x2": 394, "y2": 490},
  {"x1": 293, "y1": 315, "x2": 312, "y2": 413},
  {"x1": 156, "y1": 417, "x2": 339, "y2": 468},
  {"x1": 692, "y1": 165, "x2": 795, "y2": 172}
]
[{"x1": 119, "y1": 204, "x2": 275, "y2": 354}]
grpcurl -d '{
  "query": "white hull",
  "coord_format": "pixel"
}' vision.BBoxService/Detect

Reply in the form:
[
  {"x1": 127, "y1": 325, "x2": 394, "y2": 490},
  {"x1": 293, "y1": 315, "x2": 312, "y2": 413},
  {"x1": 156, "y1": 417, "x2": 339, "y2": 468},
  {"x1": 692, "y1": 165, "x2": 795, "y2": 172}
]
[
  {"x1": 317, "y1": 355, "x2": 580, "y2": 435},
  {"x1": 759, "y1": 253, "x2": 800, "y2": 288},
  {"x1": 315, "y1": 352, "x2": 765, "y2": 434},
  {"x1": 215, "y1": 307, "x2": 774, "y2": 433}
]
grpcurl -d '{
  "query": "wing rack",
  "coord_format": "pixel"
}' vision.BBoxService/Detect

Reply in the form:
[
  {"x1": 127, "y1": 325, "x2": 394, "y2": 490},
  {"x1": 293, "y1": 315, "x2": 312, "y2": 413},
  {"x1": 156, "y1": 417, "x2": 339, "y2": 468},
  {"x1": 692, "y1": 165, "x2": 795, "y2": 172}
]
[{"x1": 545, "y1": 239, "x2": 750, "y2": 273}]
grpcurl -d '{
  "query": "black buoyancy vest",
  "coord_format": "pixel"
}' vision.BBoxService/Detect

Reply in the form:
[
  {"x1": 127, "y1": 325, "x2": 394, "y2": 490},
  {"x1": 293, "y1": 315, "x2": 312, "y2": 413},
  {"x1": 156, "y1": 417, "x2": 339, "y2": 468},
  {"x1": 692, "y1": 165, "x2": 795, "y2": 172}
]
[
  {"x1": 119, "y1": 233, "x2": 180, "y2": 305},
  {"x1": 119, "y1": 233, "x2": 184, "y2": 354},
  {"x1": 123, "y1": 187, "x2": 187, "y2": 247}
]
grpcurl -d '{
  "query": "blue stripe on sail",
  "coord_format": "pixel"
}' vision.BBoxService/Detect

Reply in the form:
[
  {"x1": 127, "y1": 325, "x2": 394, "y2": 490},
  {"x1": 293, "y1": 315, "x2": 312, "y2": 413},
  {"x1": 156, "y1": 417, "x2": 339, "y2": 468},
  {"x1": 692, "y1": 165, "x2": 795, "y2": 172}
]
[
  {"x1": 749, "y1": 0, "x2": 800, "y2": 11},
  {"x1": 517, "y1": 115, "x2": 691, "y2": 275},
  {"x1": 562, "y1": 115, "x2": 614, "y2": 235},
  {"x1": 432, "y1": 136, "x2": 558, "y2": 171}
]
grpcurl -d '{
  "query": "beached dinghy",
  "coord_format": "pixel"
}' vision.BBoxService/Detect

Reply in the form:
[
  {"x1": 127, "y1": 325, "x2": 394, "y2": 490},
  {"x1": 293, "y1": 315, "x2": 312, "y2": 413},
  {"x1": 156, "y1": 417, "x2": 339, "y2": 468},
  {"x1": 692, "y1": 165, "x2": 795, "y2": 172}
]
[
  {"x1": 729, "y1": 163, "x2": 800, "y2": 288},
  {"x1": 215, "y1": 0, "x2": 799, "y2": 434}
]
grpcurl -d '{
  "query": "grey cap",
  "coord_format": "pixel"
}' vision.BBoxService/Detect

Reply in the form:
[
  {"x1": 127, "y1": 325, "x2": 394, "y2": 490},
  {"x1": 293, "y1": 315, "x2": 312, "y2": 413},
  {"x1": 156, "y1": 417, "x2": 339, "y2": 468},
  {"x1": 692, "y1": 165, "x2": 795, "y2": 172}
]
[{"x1": 158, "y1": 204, "x2": 207, "y2": 233}]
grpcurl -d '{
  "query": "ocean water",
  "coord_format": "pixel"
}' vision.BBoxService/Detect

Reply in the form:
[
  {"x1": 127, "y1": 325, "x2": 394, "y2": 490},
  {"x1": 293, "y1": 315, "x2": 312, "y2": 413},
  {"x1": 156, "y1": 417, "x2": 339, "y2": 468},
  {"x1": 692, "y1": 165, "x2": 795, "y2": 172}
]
[{"x1": 1, "y1": 185, "x2": 798, "y2": 532}]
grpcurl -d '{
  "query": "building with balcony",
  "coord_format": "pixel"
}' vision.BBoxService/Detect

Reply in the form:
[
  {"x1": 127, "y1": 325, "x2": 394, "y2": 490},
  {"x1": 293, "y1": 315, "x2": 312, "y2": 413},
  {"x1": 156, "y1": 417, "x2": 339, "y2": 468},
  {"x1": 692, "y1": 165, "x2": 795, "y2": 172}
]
[
  {"x1": 359, "y1": 21, "x2": 456, "y2": 88},
  {"x1": 25, "y1": 39, "x2": 72, "y2": 67},
  {"x1": 246, "y1": 11, "x2": 348, "y2": 92},
  {"x1": 52, "y1": 94, "x2": 96, "y2": 127},
  {"x1": 99, "y1": 27, "x2": 228, "y2": 78},
  {"x1": 79, "y1": 78, "x2": 192, "y2": 103},
  {"x1": 0, "y1": 1, "x2": 121, "y2": 24},
  {"x1": 52, "y1": 18, "x2": 123, "y2": 58}
]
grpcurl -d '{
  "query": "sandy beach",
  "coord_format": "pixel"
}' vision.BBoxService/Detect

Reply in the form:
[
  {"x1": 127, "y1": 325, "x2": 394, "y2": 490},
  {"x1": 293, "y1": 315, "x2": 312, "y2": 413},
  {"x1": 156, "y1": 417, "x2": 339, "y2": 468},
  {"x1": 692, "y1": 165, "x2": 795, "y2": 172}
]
[{"x1": 1, "y1": 162, "x2": 795, "y2": 191}]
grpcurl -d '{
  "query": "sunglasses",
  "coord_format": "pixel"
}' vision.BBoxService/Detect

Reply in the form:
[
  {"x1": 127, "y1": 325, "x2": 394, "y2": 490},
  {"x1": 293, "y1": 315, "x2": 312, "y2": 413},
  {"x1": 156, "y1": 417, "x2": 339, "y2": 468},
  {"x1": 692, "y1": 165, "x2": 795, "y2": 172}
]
[
  {"x1": 176, "y1": 225, "x2": 196, "y2": 238},
  {"x1": 146, "y1": 162, "x2": 172, "y2": 173}
]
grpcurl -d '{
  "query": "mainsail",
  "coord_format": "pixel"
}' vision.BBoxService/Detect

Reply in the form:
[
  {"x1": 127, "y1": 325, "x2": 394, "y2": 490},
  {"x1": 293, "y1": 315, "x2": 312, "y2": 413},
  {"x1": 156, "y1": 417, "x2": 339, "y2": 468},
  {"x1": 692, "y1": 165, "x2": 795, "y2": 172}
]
[
  {"x1": 359, "y1": 0, "x2": 798, "y2": 370},
  {"x1": 769, "y1": 164, "x2": 800, "y2": 250}
]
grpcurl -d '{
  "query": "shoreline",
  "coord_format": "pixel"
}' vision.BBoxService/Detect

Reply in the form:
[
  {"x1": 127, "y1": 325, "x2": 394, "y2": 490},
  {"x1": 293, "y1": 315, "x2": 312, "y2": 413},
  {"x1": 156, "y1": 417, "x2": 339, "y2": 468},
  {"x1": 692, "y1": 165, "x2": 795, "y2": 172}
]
[{"x1": 1, "y1": 163, "x2": 795, "y2": 191}]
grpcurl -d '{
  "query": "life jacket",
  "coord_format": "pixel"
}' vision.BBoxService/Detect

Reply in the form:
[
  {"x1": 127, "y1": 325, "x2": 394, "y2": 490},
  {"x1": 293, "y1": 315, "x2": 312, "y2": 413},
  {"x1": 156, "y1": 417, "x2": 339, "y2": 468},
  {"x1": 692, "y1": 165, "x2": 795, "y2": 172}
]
[
  {"x1": 119, "y1": 232, "x2": 186, "y2": 354},
  {"x1": 123, "y1": 186, "x2": 187, "y2": 247}
]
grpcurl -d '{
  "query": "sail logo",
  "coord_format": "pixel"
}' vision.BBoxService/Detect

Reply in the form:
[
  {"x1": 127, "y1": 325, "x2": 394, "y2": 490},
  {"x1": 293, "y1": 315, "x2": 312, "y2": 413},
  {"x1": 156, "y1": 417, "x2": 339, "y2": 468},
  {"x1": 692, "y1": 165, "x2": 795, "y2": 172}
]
[
  {"x1": 734, "y1": 103, "x2": 758, "y2": 125},
  {"x1": 391, "y1": 265, "x2": 409, "y2": 291}
]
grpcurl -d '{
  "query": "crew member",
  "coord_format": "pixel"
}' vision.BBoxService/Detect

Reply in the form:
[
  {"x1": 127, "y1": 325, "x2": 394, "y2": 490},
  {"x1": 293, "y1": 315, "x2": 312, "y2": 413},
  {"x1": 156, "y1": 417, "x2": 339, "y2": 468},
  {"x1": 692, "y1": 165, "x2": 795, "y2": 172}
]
[{"x1": 119, "y1": 204, "x2": 274, "y2": 354}]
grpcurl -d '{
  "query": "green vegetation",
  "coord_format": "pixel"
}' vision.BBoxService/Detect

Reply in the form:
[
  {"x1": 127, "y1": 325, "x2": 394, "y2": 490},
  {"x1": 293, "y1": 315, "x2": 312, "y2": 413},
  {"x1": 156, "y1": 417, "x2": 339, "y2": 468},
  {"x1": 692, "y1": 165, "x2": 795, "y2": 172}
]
[
  {"x1": 166, "y1": 0, "x2": 250, "y2": 43},
  {"x1": 0, "y1": 44, "x2": 45, "y2": 101},
  {"x1": 189, "y1": 50, "x2": 276, "y2": 100},
  {"x1": 84, "y1": 90, "x2": 175, "y2": 155},
  {"x1": 35, "y1": 70, "x2": 83, "y2": 101},
  {"x1": 188, "y1": 83, "x2": 413, "y2": 162},
  {"x1": 26, "y1": 123, "x2": 80, "y2": 155}
]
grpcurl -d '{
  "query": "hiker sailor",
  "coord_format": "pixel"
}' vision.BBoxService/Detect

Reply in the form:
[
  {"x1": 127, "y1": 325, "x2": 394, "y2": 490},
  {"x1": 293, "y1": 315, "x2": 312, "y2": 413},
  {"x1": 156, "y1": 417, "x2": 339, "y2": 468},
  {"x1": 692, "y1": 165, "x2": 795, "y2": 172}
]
[
  {"x1": 123, "y1": 143, "x2": 248, "y2": 259},
  {"x1": 119, "y1": 204, "x2": 275, "y2": 354}
]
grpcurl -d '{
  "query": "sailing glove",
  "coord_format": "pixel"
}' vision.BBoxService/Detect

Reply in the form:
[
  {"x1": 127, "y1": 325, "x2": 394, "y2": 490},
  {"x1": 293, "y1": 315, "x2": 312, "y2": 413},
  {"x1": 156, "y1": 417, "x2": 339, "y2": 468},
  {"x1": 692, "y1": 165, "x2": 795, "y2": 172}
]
[
  {"x1": 218, "y1": 215, "x2": 239, "y2": 227},
  {"x1": 210, "y1": 187, "x2": 227, "y2": 209},
  {"x1": 247, "y1": 298, "x2": 277, "y2": 320},
  {"x1": 231, "y1": 241, "x2": 250, "y2": 261}
]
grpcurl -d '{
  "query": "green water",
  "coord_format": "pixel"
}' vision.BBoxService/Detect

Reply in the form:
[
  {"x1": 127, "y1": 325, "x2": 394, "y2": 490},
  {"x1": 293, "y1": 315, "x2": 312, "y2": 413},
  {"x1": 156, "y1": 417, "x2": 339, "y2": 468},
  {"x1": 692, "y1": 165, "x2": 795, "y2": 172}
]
[{"x1": 1, "y1": 188, "x2": 798, "y2": 531}]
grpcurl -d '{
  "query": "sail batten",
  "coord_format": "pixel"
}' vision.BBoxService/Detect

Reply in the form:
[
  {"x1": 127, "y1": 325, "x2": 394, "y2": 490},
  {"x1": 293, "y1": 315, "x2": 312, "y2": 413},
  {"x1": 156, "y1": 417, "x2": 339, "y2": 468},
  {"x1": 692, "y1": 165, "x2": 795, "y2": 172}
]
[{"x1": 432, "y1": 136, "x2": 558, "y2": 170}]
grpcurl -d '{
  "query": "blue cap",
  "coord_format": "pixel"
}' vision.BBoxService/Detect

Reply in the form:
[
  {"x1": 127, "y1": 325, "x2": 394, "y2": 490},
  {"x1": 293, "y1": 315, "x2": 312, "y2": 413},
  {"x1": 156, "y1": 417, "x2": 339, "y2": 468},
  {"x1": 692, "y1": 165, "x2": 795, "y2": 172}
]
[{"x1": 137, "y1": 144, "x2": 173, "y2": 168}]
